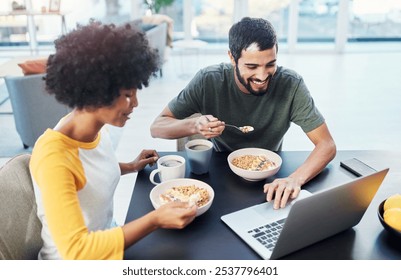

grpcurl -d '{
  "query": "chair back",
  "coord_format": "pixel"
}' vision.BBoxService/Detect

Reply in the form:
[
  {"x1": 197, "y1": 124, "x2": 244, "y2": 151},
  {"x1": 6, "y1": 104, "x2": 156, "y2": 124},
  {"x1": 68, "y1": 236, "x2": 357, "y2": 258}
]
[
  {"x1": 4, "y1": 74, "x2": 70, "y2": 148},
  {"x1": 0, "y1": 154, "x2": 42, "y2": 259}
]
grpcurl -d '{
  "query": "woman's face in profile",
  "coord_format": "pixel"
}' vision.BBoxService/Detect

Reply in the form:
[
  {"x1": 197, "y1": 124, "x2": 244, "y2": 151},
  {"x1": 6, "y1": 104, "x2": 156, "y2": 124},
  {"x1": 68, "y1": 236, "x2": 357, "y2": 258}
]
[{"x1": 96, "y1": 88, "x2": 138, "y2": 127}]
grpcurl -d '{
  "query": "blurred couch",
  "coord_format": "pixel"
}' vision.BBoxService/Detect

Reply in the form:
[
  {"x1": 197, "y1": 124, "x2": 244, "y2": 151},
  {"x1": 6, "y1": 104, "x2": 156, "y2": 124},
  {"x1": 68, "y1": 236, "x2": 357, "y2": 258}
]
[{"x1": 4, "y1": 74, "x2": 71, "y2": 149}]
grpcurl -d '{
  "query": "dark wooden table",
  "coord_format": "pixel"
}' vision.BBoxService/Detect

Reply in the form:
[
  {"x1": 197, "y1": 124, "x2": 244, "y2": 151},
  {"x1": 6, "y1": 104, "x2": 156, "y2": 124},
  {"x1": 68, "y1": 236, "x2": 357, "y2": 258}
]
[{"x1": 124, "y1": 150, "x2": 401, "y2": 260}]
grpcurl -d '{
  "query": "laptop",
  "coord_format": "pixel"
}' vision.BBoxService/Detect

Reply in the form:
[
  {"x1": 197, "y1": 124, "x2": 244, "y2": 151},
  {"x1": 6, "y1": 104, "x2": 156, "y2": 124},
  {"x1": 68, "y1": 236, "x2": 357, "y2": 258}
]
[{"x1": 221, "y1": 168, "x2": 389, "y2": 260}]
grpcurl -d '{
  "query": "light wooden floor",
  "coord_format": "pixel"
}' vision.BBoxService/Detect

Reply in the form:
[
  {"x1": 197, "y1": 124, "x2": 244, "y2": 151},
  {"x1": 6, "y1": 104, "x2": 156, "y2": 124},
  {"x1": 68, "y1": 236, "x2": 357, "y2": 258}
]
[{"x1": 1, "y1": 43, "x2": 401, "y2": 224}]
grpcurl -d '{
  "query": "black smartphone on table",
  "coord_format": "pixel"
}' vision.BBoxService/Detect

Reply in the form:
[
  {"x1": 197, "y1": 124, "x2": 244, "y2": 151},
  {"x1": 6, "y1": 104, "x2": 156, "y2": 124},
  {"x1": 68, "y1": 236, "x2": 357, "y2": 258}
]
[{"x1": 340, "y1": 158, "x2": 377, "y2": 177}]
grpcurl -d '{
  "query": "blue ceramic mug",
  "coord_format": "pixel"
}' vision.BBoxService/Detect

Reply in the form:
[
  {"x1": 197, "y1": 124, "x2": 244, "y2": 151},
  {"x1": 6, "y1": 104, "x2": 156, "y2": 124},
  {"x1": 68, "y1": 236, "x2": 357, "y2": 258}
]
[{"x1": 185, "y1": 139, "x2": 214, "y2": 175}]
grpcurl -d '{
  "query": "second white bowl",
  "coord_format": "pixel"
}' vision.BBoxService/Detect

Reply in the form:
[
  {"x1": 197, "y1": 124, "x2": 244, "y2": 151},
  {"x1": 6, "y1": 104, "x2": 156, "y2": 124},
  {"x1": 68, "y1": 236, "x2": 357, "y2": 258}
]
[
  {"x1": 227, "y1": 148, "x2": 282, "y2": 181},
  {"x1": 149, "y1": 178, "x2": 214, "y2": 217}
]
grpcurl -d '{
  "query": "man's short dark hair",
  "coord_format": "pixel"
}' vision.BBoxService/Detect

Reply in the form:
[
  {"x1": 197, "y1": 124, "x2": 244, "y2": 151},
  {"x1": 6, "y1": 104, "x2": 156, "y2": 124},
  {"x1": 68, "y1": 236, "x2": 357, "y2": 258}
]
[
  {"x1": 229, "y1": 17, "x2": 277, "y2": 62},
  {"x1": 45, "y1": 19, "x2": 160, "y2": 109}
]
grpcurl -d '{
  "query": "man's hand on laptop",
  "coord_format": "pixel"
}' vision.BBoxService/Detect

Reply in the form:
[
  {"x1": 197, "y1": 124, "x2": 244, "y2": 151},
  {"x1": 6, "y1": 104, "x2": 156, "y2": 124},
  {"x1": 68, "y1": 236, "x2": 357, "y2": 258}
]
[{"x1": 264, "y1": 177, "x2": 302, "y2": 209}]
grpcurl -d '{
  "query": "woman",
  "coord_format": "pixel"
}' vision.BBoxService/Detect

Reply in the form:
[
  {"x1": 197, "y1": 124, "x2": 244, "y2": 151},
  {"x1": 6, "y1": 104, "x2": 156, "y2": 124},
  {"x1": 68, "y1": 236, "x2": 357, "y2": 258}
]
[{"x1": 30, "y1": 20, "x2": 197, "y2": 260}]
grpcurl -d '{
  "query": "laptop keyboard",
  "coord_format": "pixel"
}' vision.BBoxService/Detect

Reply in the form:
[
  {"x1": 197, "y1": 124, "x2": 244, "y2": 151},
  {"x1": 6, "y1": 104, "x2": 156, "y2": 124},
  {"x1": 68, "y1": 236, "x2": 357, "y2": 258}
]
[{"x1": 248, "y1": 218, "x2": 286, "y2": 251}]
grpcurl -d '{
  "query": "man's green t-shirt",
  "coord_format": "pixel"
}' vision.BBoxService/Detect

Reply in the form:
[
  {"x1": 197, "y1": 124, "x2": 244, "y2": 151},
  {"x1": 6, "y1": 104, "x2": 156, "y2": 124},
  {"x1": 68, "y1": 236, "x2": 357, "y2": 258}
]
[{"x1": 168, "y1": 63, "x2": 324, "y2": 152}]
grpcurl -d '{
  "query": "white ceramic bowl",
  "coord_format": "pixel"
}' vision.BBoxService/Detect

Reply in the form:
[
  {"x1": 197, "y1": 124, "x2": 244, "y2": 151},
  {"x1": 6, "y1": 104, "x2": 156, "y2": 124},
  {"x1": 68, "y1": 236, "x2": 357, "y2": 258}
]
[
  {"x1": 227, "y1": 148, "x2": 282, "y2": 181},
  {"x1": 149, "y1": 178, "x2": 214, "y2": 217}
]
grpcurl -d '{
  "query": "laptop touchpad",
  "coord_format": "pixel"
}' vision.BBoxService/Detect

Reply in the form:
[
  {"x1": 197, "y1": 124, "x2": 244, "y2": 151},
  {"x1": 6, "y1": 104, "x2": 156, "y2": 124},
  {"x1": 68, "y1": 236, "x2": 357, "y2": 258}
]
[{"x1": 252, "y1": 190, "x2": 313, "y2": 220}]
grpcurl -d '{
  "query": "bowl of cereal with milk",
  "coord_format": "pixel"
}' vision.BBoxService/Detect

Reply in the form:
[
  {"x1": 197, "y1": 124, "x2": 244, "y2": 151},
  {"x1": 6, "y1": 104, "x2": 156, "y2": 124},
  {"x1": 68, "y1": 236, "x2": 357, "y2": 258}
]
[
  {"x1": 150, "y1": 178, "x2": 214, "y2": 217},
  {"x1": 227, "y1": 148, "x2": 282, "y2": 181}
]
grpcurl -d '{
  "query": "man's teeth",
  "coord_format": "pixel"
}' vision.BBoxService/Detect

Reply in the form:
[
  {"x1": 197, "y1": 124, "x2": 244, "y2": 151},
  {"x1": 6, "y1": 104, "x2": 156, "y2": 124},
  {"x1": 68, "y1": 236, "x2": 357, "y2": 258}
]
[{"x1": 252, "y1": 80, "x2": 265, "y2": 85}]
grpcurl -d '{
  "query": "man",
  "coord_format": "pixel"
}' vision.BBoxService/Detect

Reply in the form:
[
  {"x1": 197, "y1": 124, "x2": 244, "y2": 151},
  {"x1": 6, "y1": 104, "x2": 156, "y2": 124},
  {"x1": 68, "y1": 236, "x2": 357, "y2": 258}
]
[{"x1": 150, "y1": 17, "x2": 336, "y2": 209}]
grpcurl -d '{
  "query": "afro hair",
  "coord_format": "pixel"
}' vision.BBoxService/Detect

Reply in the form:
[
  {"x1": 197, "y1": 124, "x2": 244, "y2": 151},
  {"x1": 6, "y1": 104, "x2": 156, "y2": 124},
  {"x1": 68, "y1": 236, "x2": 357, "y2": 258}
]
[{"x1": 45, "y1": 19, "x2": 160, "y2": 109}]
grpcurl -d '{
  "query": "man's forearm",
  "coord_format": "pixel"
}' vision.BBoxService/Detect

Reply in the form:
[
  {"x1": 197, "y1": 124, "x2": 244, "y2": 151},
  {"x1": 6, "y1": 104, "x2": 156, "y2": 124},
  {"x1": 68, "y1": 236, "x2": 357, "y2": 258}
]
[
  {"x1": 150, "y1": 117, "x2": 198, "y2": 139},
  {"x1": 289, "y1": 141, "x2": 336, "y2": 186}
]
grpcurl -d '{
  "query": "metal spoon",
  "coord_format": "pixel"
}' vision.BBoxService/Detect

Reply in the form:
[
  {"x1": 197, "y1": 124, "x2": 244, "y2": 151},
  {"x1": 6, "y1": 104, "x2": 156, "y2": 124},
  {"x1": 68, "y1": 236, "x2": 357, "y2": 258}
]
[
  {"x1": 225, "y1": 124, "x2": 254, "y2": 133},
  {"x1": 160, "y1": 194, "x2": 181, "y2": 203},
  {"x1": 204, "y1": 116, "x2": 254, "y2": 133}
]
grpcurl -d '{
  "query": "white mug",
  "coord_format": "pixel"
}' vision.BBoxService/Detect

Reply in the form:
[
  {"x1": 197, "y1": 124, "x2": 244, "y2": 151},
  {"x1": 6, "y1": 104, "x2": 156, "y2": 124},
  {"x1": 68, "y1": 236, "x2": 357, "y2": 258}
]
[{"x1": 149, "y1": 155, "x2": 186, "y2": 184}]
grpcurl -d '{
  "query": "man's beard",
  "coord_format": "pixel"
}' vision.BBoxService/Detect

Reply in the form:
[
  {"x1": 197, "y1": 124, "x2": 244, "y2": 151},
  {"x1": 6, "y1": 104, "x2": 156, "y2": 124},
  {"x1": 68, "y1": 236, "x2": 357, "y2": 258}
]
[{"x1": 235, "y1": 65, "x2": 271, "y2": 97}]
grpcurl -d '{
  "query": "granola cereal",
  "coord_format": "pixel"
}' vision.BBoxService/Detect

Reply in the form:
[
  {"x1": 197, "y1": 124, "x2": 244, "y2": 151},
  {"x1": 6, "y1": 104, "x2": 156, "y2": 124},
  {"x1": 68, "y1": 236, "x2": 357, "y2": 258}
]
[
  {"x1": 232, "y1": 155, "x2": 276, "y2": 171},
  {"x1": 160, "y1": 185, "x2": 210, "y2": 207}
]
